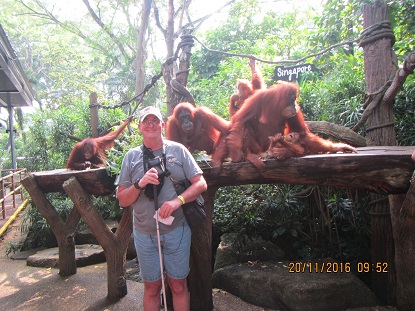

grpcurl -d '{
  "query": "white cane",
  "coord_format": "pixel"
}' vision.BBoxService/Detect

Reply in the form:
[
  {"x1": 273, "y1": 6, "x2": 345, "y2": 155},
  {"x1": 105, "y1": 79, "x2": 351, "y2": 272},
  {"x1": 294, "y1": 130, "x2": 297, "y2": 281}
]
[{"x1": 153, "y1": 185, "x2": 168, "y2": 311}]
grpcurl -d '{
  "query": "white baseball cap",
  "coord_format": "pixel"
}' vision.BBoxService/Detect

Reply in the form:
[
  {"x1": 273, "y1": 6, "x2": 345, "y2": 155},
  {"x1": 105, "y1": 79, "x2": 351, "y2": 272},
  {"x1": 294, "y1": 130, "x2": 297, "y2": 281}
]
[{"x1": 138, "y1": 106, "x2": 163, "y2": 123}]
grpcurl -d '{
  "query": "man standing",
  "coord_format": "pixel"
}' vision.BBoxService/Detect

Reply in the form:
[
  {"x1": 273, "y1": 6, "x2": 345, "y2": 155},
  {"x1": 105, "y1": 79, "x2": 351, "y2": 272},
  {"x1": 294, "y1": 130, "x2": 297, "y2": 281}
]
[{"x1": 116, "y1": 106, "x2": 207, "y2": 311}]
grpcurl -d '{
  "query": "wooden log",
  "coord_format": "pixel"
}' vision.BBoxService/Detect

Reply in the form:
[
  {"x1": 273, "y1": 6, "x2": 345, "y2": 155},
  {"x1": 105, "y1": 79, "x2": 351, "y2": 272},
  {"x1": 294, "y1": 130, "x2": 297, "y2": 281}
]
[
  {"x1": 90, "y1": 92, "x2": 99, "y2": 138},
  {"x1": 28, "y1": 147, "x2": 414, "y2": 197},
  {"x1": 390, "y1": 172, "x2": 415, "y2": 311},
  {"x1": 202, "y1": 147, "x2": 415, "y2": 194},
  {"x1": 306, "y1": 120, "x2": 368, "y2": 147},
  {"x1": 21, "y1": 174, "x2": 81, "y2": 276},
  {"x1": 31, "y1": 168, "x2": 116, "y2": 196},
  {"x1": 62, "y1": 177, "x2": 132, "y2": 302}
]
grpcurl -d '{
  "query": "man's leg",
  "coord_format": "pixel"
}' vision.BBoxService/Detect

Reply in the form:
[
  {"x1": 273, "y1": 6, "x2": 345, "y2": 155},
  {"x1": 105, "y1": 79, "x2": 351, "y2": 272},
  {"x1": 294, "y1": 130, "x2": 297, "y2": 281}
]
[
  {"x1": 143, "y1": 280, "x2": 162, "y2": 311},
  {"x1": 168, "y1": 277, "x2": 190, "y2": 311}
]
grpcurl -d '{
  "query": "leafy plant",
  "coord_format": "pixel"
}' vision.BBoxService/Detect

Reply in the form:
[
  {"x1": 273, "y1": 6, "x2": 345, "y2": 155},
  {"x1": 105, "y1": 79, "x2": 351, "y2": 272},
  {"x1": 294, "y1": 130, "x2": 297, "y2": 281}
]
[
  {"x1": 394, "y1": 75, "x2": 415, "y2": 145},
  {"x1": 213, "y1": 184, "x2": 371, "y2": 263},
  {"x1": 299, "y1": 52, "x2": 365, "y2": 132}
]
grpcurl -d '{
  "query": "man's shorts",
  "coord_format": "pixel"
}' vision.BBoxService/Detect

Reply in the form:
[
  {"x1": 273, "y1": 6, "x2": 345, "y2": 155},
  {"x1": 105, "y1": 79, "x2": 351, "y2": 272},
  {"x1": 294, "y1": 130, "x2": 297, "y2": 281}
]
[{"x1": 133, "y1": 221, "x2": 191, "y2": 282}]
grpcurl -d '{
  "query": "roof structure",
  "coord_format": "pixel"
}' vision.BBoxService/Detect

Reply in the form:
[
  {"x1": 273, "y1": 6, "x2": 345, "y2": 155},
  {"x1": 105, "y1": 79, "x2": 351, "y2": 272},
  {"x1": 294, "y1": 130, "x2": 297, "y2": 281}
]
[
  {"x1": 0, "y1": 24, "x2": 36, "y2": 169},
  {"x1": 0, "y1": 24, "x2": 35, "y2": 109}
]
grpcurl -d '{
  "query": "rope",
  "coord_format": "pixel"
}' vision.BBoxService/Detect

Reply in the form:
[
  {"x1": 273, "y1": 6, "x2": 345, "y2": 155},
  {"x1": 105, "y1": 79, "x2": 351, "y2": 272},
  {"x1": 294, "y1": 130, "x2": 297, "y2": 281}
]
[
  {"x1": 93, "y1": 21, "x2": 396, "y2": 117},
  {"x1": 359, "y1": 21, "x2": 395, "y2": 47},
  {"x1": 89, "y1": 40, "x2": 183, "y2": 116},
  {"x1": 365, "y1": 122, "x2": 395, "y2": 132},
  {"x1": 91, "y1": 34, "x2": 197, "y2": 117},
  {"x1": 368, "y1": 194, "x2": 391, "y2": 217},
  {"x1": 350, "y1": 21, "x2": 398, "y2": 133},
  {"x1": 192, "y1": 35, "x2": 360, "y2": 65}
]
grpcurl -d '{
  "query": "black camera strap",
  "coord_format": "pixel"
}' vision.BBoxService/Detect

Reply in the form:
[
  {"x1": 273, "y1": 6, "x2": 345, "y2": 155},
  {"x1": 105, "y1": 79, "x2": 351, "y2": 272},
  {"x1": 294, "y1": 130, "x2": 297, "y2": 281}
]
[{"x1": 142, "y1": 144, "x2": 169, "y2": 200}]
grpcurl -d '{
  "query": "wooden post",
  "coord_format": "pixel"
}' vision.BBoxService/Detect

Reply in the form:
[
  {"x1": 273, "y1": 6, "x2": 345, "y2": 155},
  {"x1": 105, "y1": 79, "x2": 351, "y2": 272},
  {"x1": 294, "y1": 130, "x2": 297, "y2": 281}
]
[
  {"x1": 11, "y1": 174, "x2": 16, "y2": 210},
  {"x1": 21, "y1": 174, "x2": 81, "y2": 276},
  {"x1": 90, "y1": 92, "x2": 99, "y2": 138},
  {"x1": 18, "y1": 169, "x2": 25, "y2": 200},
  {"x1": 360, "y1": 1, "x2": 398, "y2": 305},
  {"x1": 1, "y1": 177, "x2": 5, "y2": 219},
  {"x1": 390, "y1": 173, "x2": 415, "y2": 311},
  {"x1": 189, "y1": 187, "x2": 216, "y2": 311},
  {"x1": 62, "y1": 177, "x2": 133, "y2": 301}
]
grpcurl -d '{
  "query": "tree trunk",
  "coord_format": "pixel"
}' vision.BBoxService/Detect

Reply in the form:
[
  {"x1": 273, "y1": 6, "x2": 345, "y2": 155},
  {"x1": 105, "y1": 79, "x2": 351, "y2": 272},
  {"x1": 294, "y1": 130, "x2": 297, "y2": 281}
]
[
  {"x1": 158, "y1": 1, "x2": 194, "y2": 116},
  {"x1": 135, "y1": 0, "x2": 152, "y2": 96},
  {"x1": 203, "y1": 147, "x2": 414, "y2": 194},
  {"x1": 21, "y1": 174, "x2": 80, "y2": 276},
  {"x1": 361, "y1": 0, "x2": 398, "y2": 305},
  {"x1": 62, "y1": 177, "x2": 132, "y2": 301}
]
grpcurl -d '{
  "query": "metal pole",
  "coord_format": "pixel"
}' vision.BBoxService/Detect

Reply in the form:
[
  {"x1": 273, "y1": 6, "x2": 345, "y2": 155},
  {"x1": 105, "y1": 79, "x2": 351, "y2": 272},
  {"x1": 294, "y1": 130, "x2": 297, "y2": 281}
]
[{"x1": 8, "y1": 105, "x2": 16, "y2": 169}]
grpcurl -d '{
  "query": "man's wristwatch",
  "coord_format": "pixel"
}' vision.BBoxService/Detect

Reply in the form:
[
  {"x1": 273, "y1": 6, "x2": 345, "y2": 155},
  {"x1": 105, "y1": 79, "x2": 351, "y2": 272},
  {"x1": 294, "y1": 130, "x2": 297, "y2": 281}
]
[{"x1": 133, "y1": 178, "x2": 144, "y2": 190}]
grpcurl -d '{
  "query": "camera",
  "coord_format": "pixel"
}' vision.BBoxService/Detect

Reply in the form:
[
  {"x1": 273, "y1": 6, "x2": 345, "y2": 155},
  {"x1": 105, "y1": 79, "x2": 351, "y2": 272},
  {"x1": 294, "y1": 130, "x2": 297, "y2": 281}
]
[{"x1": 147, "y1": 156, "x2": 170, "y2": 181}]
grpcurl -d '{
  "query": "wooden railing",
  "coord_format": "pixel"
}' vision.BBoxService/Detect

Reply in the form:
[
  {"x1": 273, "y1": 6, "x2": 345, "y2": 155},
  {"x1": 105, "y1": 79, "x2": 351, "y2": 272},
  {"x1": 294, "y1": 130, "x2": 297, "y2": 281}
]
[{"x1": 1, "y1": 168, "x2": 26, "y2": 219}]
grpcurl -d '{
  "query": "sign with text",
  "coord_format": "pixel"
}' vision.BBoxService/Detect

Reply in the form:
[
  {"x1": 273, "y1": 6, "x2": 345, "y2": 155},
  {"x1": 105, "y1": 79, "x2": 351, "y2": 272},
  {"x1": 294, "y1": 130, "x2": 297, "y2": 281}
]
[{"x1": 273, "y1": 64, "x2": 319, "y2": 83}]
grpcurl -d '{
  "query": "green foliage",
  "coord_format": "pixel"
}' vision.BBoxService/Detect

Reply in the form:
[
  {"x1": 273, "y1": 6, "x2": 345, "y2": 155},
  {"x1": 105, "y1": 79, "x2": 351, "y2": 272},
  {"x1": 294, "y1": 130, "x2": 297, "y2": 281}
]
[
  {"x1": 19, "y1": 194, "x2": 73, "y2": 250},
  {"x1": 18, "y1": 99, "x2": 128, "y2": 172},
  {"x1": 191, "y1": 58, "x2": 263, "y2": 118},
  {"x1": 105, "y1": 125, "x2": 143, "y2": 176},
  {"x1": 0, "y1": 0, "x2": 139, "y2": 110},
  {"x1": 214, "y1": 185, "x2": 371, "y2": 261},
  {"x1": 394, "y1": 75, "x2": 415, "y2": 145},
  {"x1": 191, "y1": 1, "x2": 317, "y2": 117},
  {"x1": 388, "y1": 0, "x2": 415, "y2": 60},
  {"x1": 299, "y1": 52, "x2": 366, "y2": 129},
  {"x1": 309, "y1": 0, "x2": 362, "y2": 62},
  {"x1": 0, "y1": 131, "x2": 11, "y2": 169}
]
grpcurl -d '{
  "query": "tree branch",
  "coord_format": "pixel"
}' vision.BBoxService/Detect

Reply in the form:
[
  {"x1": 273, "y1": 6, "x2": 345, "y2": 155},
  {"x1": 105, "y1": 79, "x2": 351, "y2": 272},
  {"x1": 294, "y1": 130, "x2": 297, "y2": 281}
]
[
  {"x1": 382, "y1": 52, "x2": 415, "y2": 106},
  {"x1": 17, "y1": 0, "x2": 117, "y2": 65},
  {"x1": 353, "y1": 51, "x2": 415, "y2": 132},
  {"x1": 184, "y1": 1, "x2": 235, "y2": 32},
  {"x1": 81, "y1": 0, "x2": 130, "y2": 62},
  {"x1": 153, "y1": 4, "x2": 167, "y2": 38}
]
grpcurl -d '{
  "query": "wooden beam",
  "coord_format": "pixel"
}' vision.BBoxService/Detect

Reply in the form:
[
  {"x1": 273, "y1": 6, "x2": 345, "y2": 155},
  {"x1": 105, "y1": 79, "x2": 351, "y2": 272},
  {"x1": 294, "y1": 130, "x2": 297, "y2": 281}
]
[
  {"x1": 31, "y1": 168, "x2": 116, "y2": 196},
  {"x1": 202, "y1": 146, "x2": 415, "y2": 194},
  {"x1": 28, "y1": 146, "x2": 414, "y2": 197},
  {"x1": 63, "y1": 177, "x2": 132, "y2": 301}
]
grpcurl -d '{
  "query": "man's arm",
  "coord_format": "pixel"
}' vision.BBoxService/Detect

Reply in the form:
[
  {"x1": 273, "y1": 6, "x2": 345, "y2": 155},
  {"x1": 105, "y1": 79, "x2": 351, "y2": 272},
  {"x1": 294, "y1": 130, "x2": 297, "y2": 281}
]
[
  {"x1": 116, "y1": 167, "x2": 161, "y2": 207},
  {"x1": 116, "y1": 184, "x2": 141, "y2": 207},
  {"x1": 158, "y1": 174, "x2": 207, "y2": 219}
]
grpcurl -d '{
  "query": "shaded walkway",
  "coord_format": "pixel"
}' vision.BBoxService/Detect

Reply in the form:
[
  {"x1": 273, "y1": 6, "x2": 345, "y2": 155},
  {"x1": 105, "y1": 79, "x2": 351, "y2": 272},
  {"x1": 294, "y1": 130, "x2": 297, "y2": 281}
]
[
  {"x1": 0, "y1": 257, "x2": 143, "y2": 311},
  {"x1": 0, "y1": 205, "x2": 144, "y2": 311},
  {"x1": 0, "y1": 211, "x2": 273, "y2": 311}
]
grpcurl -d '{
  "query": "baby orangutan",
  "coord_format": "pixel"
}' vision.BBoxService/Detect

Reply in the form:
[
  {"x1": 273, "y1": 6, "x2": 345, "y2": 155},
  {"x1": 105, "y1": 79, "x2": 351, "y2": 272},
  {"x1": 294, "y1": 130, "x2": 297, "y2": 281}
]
[
  {"x1": 262, "y1": 131, "x2": 357, "y2": 160},
  {"x1": 261, "y1": 132, "x2": 304, "y2": 160}
]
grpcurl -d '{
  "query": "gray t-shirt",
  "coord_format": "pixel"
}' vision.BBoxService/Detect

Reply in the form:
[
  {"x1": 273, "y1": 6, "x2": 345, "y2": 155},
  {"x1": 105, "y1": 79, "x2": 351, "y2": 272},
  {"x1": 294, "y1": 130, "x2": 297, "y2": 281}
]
[{"x1": 116, "y1": 139, "x2": 203, "y2": 235}]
